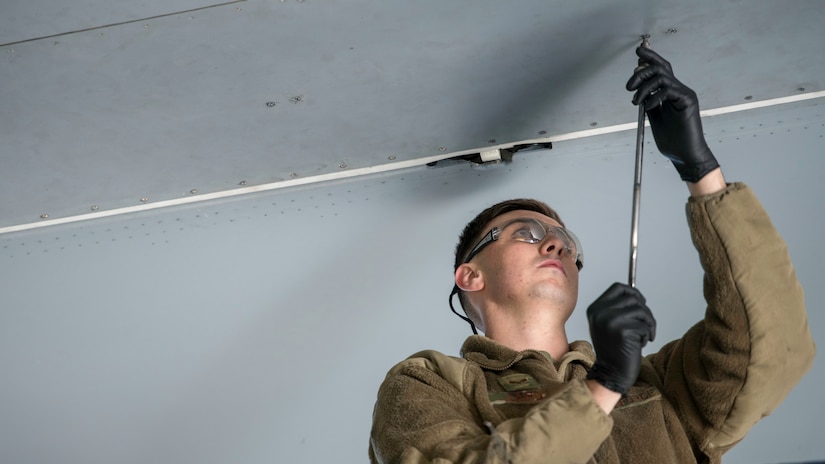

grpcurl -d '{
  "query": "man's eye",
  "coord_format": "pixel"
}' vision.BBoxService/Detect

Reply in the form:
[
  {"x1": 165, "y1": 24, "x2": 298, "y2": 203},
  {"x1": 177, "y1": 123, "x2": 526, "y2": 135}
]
[{"x1": 512, "y1": 227, "x2": 540, "y2": 243}]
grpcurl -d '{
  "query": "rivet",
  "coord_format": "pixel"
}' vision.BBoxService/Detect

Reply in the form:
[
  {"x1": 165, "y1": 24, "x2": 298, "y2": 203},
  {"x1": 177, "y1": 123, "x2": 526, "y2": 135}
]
[
  {"x1": 235, "y1": 7, "x2": 242, "y2": 11},
  {"x1": 144, "y1": 24, "x2": 150, "y2": 29},
  {"x1": 590, "y1": 122, "x2": 598, "y2": 126},
  {"x1": 289, "y1": 95, "x2": 304, "y2": 104},
  {"x1": 290, "y1": 172, "x2": 298, "y2": 178},
  {"x1": 666, "y1": 28, "x2": 678, "y2": 34},
  {"x1": 797, "y1": 87, "x2": 806, "y2": 92},
  {"x1": 190, "y1": 189, "x2": 198, "y2": 194},
  {"x1": 388, "y1": 155, "x2": 396, "y2": 160},
  {"x1": 538, "y1": 130, "x2": 547, "y2": 135},
  {"x1": 40, "y1": 214, "x2": 49, "y2": 219},
  {"x1": 53, "y1": 41, "x2": 60, "y2": 46},
  {"x1": 7, "y1": 49, "x2": 13, "y2": 54},
  {"x1": 488, "y1": 139, "x2": 496, "y2": 144},
  {"x1": 91, "y1": 205, "x2": 99, "y2": 211},
  {"x1": 266, "y1": 101, "x2": 277, "y2": 107},
  {"x1": 239, "y1": 180, "x2": 247, "y2": 186},
  {"x1": 140, "y1": 197, "x2": 149, "y2": 203},
  {"x1": 439, "y1": 147, "x2": 446, "y2": 152},
  {"x1": 339, "y1": 163, "x2": 347, "y2": 169},
  {"x1": 744, "y1": 95, "x2": 753, "y2": 100}
]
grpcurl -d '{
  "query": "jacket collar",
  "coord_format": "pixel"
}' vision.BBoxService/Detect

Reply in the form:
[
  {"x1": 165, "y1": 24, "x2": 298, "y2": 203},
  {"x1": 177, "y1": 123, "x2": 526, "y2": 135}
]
[{"x1": 460, "y1": 335, "x2": 596, "y2": 375}]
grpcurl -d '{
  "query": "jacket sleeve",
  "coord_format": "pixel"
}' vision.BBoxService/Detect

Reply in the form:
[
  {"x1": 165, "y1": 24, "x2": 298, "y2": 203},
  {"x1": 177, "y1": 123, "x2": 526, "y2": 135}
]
[
  {"x1": 369, "y1": 354, "x2": 612, "y2": 464},
  {"x1": 646, "y1": 182, "x2": 815, "y2": 458}
]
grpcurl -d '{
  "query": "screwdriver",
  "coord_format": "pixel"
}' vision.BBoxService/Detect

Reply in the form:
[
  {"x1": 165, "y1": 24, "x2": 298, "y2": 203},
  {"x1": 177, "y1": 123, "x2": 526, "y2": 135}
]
[{"x1": 628, "y1": 35, "x2": 650, "y2": 288}]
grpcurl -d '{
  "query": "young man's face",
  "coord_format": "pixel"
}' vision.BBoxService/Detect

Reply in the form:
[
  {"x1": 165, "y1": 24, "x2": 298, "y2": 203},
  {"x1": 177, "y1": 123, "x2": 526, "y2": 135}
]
[{"x1": 472, "y1": 209, "x2": 580, "y2": 318}]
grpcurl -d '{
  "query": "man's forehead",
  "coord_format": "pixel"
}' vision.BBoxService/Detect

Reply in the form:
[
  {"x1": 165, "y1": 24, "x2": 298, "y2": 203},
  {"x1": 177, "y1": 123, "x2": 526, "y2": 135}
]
[{"x1": 489, "y1": 209, "x2": 562, "y2": 228}]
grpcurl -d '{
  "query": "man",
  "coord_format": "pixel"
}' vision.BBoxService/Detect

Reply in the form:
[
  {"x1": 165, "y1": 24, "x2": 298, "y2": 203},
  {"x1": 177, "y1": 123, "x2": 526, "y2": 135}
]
[{"x1": 369, "y1": 47, "x2": 815, "y2": 463}]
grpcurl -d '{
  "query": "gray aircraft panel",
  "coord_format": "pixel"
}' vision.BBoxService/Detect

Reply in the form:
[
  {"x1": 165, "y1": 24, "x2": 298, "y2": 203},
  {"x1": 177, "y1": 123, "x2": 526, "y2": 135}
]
[
  {"x1": 1, "y1": 98, "x2": 823, "y2": 463},
  {"x1": 1, "y1": 0, "x2": 824, "y2": 229}
]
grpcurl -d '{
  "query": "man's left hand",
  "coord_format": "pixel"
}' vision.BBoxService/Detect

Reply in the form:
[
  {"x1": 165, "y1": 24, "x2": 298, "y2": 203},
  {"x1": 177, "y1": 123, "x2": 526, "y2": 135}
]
[{"x1": 626, "y1": 47, "x2": 720, "y2": 183}]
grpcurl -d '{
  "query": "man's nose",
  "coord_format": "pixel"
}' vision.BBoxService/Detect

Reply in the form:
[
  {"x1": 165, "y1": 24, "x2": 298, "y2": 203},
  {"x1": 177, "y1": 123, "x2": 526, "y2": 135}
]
[{"x1": 540, "y1": 232, "x2": 567, "y2": 257}]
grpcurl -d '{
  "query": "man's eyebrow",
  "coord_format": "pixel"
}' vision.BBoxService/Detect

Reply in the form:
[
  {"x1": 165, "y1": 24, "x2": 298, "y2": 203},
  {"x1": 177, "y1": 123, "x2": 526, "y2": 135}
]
[{"x1": 496, "y1": 218, "x2": 534, "y2": 230}]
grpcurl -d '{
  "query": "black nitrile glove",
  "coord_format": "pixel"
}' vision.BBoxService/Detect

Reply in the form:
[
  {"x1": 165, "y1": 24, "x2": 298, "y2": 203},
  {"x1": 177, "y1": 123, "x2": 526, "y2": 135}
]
[
  {"x1": 626, "y1": 47, "x2": 720, "y2": 182},
  {"x1": 586, "y1": 282, "x2": 657, "y2": 395}
]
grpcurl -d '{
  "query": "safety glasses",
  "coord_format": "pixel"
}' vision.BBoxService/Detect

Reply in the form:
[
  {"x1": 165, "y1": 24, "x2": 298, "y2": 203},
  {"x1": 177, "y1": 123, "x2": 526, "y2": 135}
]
[{"x1": 462, "y1": 217, "x2": 584, "y2": 270}]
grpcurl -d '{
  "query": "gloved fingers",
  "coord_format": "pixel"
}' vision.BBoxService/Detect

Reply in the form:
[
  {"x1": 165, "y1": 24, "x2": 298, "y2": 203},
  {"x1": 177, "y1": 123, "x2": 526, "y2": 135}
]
[
  {"x1": 618, "y1": 300, "x2": 656, "y2": 340},
  {"x1": 624, "y1": 320, "x2": 654, "y2": 346},
  {"x1": 629, "y1": 306, "x2": 657, "y2": 343},
  {"x1": 588, "y1": 284, "x2": 652, "y2": 327},
  {"x1": 589, "y1": 284, "x2": 656, "y2": 341},
  {"x1": 635, "y1": 46, "x2": 673, "y2": 73},
  {"x1": 587, "y1": 282, "x2": 644, "y2": 318},
  {"x1": 628, "y1": 64, "x2": 682, "y2": 106},
  {"x1": 644, "y1": 89, "x2": 668, "y2": 111},
  {"x1": 625, "y1": 47, "x2": 673, "y2": 91},
  {"x1": 653, "y1": 83, "x2": 696, "y2": 113},
  {"x1": 600, "y1": 282, "x2": 646, "y2": 302},
  {"x1": 627, "y1": 64, "x2": 669, "y2": 104}
]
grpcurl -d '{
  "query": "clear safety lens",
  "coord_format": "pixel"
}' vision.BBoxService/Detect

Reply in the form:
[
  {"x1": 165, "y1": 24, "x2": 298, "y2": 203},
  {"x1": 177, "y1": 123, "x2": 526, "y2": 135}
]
[{"x1": 499, "y1": 218, "x2": 584, "y2": 269}]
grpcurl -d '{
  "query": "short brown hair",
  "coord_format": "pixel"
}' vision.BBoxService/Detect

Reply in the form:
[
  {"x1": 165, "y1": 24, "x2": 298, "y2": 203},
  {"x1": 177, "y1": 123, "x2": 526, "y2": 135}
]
[{"x1": 452, "y1": 199, "x2": 564, "y2": 331}]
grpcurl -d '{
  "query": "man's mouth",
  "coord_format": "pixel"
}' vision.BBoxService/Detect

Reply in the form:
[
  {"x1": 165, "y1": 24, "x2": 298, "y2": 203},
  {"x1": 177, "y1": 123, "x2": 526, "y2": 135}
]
[{"x1": 538, "y1": 259, "x2": 565, "y2": 274}]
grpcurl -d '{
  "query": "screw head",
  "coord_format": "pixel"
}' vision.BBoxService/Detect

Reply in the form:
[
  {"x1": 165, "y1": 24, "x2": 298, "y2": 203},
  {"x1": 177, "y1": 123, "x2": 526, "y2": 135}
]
[
  {"x1": 744, "y1": 95, "x2": 753, "y2": 101},
  {"x1": 239, "y1": 180, "x2": 247, "y2": 186},
  {"x1": 339, "y1": 163, "x2": 347, "y2": 169},
  {"x1": 40, "y1": 213, "x2": 49, "y2": 219},
  {"x1": 388, "y1": 155, "x2": 397, "y2": 160},
  {"x1": 190, "y1": 189, "x2": 198, "y2": 194},
  {"x1": 91, "y1": 205, "x2": 99, "y2": 211},
  {"x1": 140, "y1": 197, "x2": 149, "y2": 203}
]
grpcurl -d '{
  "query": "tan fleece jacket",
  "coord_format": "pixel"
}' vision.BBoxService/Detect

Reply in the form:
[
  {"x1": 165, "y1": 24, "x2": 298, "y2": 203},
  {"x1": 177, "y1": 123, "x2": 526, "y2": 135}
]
[{"x1": 369, "y1": 183, "x2": 815, "y2": 464}]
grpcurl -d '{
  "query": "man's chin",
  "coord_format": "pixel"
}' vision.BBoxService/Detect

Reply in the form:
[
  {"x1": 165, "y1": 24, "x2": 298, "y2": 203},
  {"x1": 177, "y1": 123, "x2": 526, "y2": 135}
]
[{"x1": 532, "y1": 285, "x2": 577, "y2": 311}]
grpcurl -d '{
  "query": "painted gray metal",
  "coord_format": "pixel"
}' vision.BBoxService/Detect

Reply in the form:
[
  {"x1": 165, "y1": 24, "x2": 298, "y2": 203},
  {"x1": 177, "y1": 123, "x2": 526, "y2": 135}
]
[
  {"x1": 2, "y1": 1, "x2": 824, "y2": 463},
  {"x1": 1, "y1": 99, "x2": 823, "y2": 463},
  {"x1": 1, "y1": 0, "x2": 824, "y2": 228}
]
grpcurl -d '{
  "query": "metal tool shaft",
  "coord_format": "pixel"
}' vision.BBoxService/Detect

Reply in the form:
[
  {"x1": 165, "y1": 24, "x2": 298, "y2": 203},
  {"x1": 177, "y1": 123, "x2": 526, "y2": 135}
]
[
  {"x1": 628, "y1": 36, "x2": 650, "y2": 288},
  {"x1": 629, "y1": 103, "x2": 645, "y2": 288}
]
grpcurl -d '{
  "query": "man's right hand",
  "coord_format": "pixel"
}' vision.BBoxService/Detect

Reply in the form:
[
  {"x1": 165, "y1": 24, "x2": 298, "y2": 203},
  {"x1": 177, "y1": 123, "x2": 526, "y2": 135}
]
[{"x1": 586, "y1": 283, "x2": 657, "y2": 395}]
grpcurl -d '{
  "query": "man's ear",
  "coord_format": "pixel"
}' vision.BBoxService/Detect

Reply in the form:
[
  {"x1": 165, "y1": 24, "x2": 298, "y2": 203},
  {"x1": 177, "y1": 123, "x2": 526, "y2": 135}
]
[{"x1": 455, "y1": 263, "x2": 484, "y2": 292}]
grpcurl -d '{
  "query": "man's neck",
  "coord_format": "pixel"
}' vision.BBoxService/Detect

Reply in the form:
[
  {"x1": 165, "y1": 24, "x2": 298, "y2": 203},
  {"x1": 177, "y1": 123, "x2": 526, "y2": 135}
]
[{"x1": 484, "y1": 314, "x2": 570, "y2": 360}]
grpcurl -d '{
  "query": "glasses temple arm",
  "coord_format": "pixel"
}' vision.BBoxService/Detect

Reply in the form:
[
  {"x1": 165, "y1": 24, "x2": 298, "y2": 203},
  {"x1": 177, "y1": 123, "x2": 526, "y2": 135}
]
[{"x1": 449, "y1": 285, "x2": 478, "y2": 335}]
